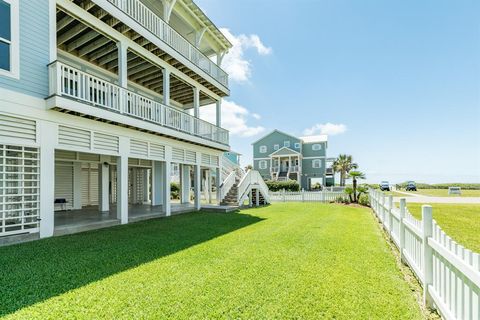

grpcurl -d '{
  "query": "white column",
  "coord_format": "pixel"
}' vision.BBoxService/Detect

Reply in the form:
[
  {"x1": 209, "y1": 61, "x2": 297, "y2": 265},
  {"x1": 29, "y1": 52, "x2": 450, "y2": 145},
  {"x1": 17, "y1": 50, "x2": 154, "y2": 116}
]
[
  {"x1": 193, "y1": 87, "x2": 200, "y2": 118},
  {"x1": 180, "y1": 164, "x2": 191, "y2": 204},
  {"x1": 163, "y1": 146, "x2": 172, "y2": 216},
  {"x1": 215, "y1": 167, "x2": 221, "y2": 205},
  {"x1": 143, "y1": 169, "x2": 150, "y2": 203},
  {"x1": 73, "y1": 162, "x2": 82, "y2": 210},
  {"x1": 216, "y1": 51, "x2": 225, "y2": 66},
  {"x1": 98, "y1": 158, "x2": 110, "y2": 212},
  {"x1": 117, "y1": 41, "x2": 128, "y2": 88},
  {"x1": 117, "y1": 137, "x2": 129, "y2": 224},
  {"x1": 207, "y1": 169, "x2": 212, "y2": 204},
  {"x1": 215, "y1": 99, "x2": 222, "y2": 127},
  {"x1": 131, "y1": 167, "x2": 138, "y2": 204},
  {"x1": 152, "y1": 161, "x2": 163, "y2": 206},
  {"x1": 194, "y1": 164, "x2": 201, "y2": 210},
  {"x1": 255, "y1": 189, "x2": 260, "y2": 206},
  {"x1": 39, "y1": 121, "x2": 57, "y2": 238},
  {"x1": 162, "y1": 68, "x2": 170, "y2": 105}
]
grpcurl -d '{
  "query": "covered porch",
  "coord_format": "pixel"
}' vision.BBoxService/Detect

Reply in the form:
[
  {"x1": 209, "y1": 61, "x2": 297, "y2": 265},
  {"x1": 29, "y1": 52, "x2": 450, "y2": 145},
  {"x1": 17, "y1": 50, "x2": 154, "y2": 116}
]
[{"x1": 269, "y1": 147, "x2": 302, "y2": 182}]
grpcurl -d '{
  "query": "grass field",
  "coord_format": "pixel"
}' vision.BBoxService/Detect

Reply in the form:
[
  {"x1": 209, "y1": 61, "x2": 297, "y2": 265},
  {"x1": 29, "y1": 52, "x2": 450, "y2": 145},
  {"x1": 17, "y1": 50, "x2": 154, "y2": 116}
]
[
  {"x1": 0, "y1": 204, "x2": 422, "y2": 319},
  {"x1": 405, "y1": 203, "x2": 480, "y2": 252},
  {"x1": 412, "y1": 189, "x2": 480, "y2": 197}
]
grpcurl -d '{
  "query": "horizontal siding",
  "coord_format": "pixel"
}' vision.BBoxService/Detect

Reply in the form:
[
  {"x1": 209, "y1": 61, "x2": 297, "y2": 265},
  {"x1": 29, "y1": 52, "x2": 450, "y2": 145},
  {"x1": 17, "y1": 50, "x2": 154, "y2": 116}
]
[{"x1": 0, "y1": 0, "x2": 50, "y2": 98}]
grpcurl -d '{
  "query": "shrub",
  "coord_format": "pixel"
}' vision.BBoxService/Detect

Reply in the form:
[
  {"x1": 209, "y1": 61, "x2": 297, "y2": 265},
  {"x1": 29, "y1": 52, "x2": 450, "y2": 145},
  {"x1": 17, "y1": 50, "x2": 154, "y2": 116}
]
[
  {"x1": 335, "y1": 195, "x2": 350, "y2": 204},
  {"x1": 358, "y1": 194, "x2": 370, "y2": 207},
  {"x1": 265, "y1": 180, "x2": 300, "y2": 192},
  {"x1": 171, "y1": 182, "x2": 180, "y2": 199}
]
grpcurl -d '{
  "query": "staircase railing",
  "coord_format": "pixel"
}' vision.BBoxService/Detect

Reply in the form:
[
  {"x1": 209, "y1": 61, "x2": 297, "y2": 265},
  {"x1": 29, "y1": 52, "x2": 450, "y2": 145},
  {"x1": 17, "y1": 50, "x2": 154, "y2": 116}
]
[
  {"x1": 237, "y1": 170, "x2": 270, "y2": 205},
  {"x1": 219, "y1": 171, "x2": 236, "y2": 203}
]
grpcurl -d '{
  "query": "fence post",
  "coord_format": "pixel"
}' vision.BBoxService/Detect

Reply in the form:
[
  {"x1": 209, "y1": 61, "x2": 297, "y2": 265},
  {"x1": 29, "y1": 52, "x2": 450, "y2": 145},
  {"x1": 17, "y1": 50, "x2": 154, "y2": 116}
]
[
  {"x1": 388, "y1": 195, "x2": 393, "y2": 236},
  {"x1": 422, "y1": 205, "x2": 434, "y2": 308},
  {"x1": 399, "y1": 198, "x2": 406, "y2": 263},
  {"x1": 381, "y1": 193, "x2": 386, "y2": 224},
  {"x1": 282, "y1": 189, "x2": 286, "y2": 202},
  {"x1": 302, "y1": 189, "x2": 305, "y2": 202}
]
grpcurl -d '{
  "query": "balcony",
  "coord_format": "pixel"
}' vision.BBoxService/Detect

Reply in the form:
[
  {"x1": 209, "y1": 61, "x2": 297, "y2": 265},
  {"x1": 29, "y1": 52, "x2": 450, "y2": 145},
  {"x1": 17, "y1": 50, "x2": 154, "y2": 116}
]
[
  {"x1": 105, "y1": 0, "x2": 228, "y2": 89},
  {"x1": 48, "y1": 61, "x2": 229, "y2": 146}
]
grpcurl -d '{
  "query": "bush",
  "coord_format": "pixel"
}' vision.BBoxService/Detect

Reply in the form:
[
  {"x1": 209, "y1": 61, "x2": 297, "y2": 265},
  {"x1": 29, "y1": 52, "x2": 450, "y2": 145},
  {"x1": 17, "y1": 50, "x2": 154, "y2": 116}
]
[
  {"x1": 358, "y1": 194, "x2": 370, "y2": 207},
  {"x1": 265, "y1": 180, "x2": 300, "y2": 192},
  {"x1": 335, "y1": 195, "x2": 350, "y2": 204},
  {"x1": 171, "y1": 182, "x2": 180, "y2": 199}
]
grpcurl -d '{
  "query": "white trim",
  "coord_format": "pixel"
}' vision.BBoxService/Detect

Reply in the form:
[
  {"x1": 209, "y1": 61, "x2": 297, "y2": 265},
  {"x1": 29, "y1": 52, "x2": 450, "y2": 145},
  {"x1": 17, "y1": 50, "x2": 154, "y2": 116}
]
[
  {"x1": 273, "y1": 144, "x2": 279, "y2": 150},
  {"x1": 258, "y1": 160, "x2": 267, "y2": 170},
  {"x1": 303, "y1": 156, "x2": 326, "y2": 160},
  {"x1": 253, "y1": 157, "x2": 270, "y2": 160},
  {"x1": 283, "y1": 140, "x2": 290, "y2": 148},
  {"x1": 269, "y1": 146, "x2": 302, "y2": 157},
  {"x1": 251, "y1": 129, "x2": 299, "y2": 145},
  {"x1": 294, "y1": 142, "x2": 300, "y2": 149},
  {"x1": 0, "y1": 0, "x2": 19, "y2": 79},
  {"x1": 259, "y1": 145, "x2": 267, "y2": 153}
]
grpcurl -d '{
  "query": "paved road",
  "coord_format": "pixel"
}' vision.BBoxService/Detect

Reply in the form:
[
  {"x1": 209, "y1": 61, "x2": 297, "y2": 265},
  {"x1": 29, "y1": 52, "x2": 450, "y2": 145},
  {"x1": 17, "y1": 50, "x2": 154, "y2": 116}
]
[{"x1": 393, "y1": 195, "x2": 480, "y2": 204}]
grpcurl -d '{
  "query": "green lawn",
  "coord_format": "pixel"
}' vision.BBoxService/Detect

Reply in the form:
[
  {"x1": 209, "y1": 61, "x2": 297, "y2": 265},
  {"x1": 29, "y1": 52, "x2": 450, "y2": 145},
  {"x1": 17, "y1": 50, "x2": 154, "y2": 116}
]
[
  {"x1": 406, "y1": 189, "x2": 480, "y2": 197},
  {"x1": 405, "y1": 203, "x2": 480, "y2": 253},
  {"x1": 0, "y1": 204, "x2": 422, "y2": 319}
]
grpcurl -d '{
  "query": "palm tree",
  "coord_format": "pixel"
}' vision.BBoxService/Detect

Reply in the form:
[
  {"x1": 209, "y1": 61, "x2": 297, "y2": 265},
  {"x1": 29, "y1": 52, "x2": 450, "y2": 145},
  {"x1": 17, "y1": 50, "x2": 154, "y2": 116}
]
[
  {"x1": 348, "y1": 170, "x2": 366, "y2": 202},
  {"x1": 333, "y1": 154, "x2": 358, "y2": 186}
]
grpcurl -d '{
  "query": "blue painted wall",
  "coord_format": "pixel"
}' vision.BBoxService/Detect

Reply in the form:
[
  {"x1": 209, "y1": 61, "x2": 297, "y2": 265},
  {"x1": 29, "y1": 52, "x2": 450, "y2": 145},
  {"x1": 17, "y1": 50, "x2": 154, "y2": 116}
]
[{"x1": 0, "y1": 0, "x2": 50, "y2": 98}]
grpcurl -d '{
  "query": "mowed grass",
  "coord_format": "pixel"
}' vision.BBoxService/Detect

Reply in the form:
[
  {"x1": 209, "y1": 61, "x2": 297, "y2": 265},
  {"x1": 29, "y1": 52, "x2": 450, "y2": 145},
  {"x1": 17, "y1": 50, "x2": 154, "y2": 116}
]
[
  {"x1": 1, "y1": 204, "x2": 422, "y2": 319},
  {"x1": 405, "y1": 203, "x2": 480, "y2": 253},
  {"x1": 412, "y1": 189, "x2": 480, "y2": 197}
]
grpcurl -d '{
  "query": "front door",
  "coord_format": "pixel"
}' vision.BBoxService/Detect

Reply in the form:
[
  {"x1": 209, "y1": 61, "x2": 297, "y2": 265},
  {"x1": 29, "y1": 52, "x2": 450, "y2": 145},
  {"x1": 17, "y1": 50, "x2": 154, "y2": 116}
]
[{"x1": 281, "y1": 159, "x2": 289, "y2": 172}]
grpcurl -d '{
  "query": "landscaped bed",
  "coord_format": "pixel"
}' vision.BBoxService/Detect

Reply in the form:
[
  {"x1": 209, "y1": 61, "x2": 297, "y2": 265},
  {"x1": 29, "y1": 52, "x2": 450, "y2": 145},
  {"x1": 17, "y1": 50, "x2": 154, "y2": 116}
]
[
  {"x1": 1, "y1": 204, "x2": 423, "y2": 319},
  {"x1": 405, "y1": 203, "x2": 480, "y2": 252}
]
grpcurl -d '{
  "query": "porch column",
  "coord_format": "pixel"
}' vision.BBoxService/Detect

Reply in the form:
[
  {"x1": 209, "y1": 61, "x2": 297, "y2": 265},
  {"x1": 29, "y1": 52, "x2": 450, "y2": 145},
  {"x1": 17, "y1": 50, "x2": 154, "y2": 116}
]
[
  {"x1": 152, "y1": 161, "x2": 162, "y2": 206},
  {"x1": 216, "y1": 99, "x2": 222, "y2": 127},
  {"x1": 143, "y1": 169, "x2": 150, "y2": 203},
  {"x1": 39, "y1": 121, "x2": 57, "y2": 238},
  {"x1": 98, "y1": 156, "x2": 110, "y2": 212},
  {"x1": 163, "y1": 146, "x2": 172, "y2": 216},
  {"x1": 193, "y1": 87, "x2": 200, "y2": 118},
  {"x1": 131, "y1": 167, "x2": 138, "y2": 204},
  {"x1": 117, "y1": 137, "x2": 129, "y2": 224},
  {"x1": 162, "y1": 68, "x2": 170, "y2": 105},
  {"x1": 194, "y1": 164, "x2": 201, "y2": 210},
  {"x1": 117, "y1": 41, "x2": 128, "y2": 88},
  {"x1": 72, "y1": 162, "x2": 82, "y2": 210},
  {"x1": 216, "y1": 166, "x2": 221, "y2": 205},
  {"x1": 207, "y1": 169, "x2": 212, "y2": 204},
  {"x1": 180, "y1": 164, "x2": 191, "y2": 204}
]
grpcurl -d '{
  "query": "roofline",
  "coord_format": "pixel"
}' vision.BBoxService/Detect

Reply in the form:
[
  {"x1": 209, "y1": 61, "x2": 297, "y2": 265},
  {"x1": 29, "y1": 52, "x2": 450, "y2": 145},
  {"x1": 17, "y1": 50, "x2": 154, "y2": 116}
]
[
  {"x1": 268, "y1": 146, "x2": 302, "y2": 157},
  {"x1": 251, "y1": 129, "x2": 300, "y2": 145}
]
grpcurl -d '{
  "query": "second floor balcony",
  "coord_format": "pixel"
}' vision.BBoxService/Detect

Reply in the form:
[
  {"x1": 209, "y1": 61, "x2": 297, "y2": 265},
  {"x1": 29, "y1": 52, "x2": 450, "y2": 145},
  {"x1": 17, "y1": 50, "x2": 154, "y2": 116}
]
[{"x1": 47, "y1": 61, "x2": 229, "y2": 148}]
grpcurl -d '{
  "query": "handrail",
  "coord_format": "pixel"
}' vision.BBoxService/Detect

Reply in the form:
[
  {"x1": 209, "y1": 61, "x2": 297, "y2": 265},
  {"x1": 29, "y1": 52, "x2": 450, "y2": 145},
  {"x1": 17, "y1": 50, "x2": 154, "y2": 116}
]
[
  {"x1": 106, "y1": 0, "x2": 228, "y2": 89},
  {"x1": 48, "y1": 61, "x2": 229, "y2": 145},
  {"x1": 237, "y1": 169, "x2": 270, "y2": 204},
  {"x1": 219, "y1": 171, "x2": 236, "y2": 202}
]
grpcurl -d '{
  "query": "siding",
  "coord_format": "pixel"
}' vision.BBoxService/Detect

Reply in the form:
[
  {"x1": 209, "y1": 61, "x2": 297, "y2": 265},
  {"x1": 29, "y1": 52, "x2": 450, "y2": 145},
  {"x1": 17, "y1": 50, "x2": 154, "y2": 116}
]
[
  {"x1": 302, "y1": 142, "x2": 327, "y2": 157},
  {"x1": 0, "y1": 0, "x2": 50, "y2": 98},
  {"x1": 252, "y1": 131, "x2": 301, "y2": 159}
]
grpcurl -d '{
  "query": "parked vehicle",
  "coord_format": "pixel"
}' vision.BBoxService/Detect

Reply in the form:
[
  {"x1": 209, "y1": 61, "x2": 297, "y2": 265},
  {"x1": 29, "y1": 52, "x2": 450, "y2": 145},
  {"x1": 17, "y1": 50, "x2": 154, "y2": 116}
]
[
  {"x1": 379, "y1": 181, "x2": 390, "y2": 191},
  {"x1": 405, "y1": 181, "x2": 417, "y2": 191}
]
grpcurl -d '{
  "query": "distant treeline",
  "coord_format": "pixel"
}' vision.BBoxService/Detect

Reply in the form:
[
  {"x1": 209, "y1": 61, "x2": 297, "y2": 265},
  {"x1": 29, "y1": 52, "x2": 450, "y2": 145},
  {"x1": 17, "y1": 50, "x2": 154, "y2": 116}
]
[{"x1": 395, "y1": 182, "x2": 480, "y2": 190}]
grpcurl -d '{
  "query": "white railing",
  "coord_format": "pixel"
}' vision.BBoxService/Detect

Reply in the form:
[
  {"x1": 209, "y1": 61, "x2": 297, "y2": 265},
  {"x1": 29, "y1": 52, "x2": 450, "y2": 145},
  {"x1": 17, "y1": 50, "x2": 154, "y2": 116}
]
[
  {"x1": 289, "y1": 165, "x2": 300, "y2": 173},
  {"x1": 270, "y1": 190, "x2": 344, "y2": 202},
  {"x1": 106, "y1": 0, "x2": 228, "y2": 89},
  {"x1": 219, "y1": 171, "x2": 236, "y2": 203},
  {"x1": 370, "y1": 189, "x2": 480, "y2": 320},
  {"x1": 270, "y1": 166, "x2": 279, "y2": 173},
  {"x1": 221, "y1": 155, "x2": 244, "y2": 181},
  {"x1": 49, "y1": 61, "x2": 229, "y2": 145},
  {"x1": 237, "y1": 170, "x2": 270, "y2": 205}
]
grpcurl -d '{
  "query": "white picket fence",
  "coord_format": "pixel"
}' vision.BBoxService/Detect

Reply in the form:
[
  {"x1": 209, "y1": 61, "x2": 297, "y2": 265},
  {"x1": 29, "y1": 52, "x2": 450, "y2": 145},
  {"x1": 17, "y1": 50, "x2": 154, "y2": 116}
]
[
  {"x1": 270, "y1": 190, "x2": 344, "y2": 203},
  {"x1": 370, "y1": 189, "x2": 480, "y2": 320}
]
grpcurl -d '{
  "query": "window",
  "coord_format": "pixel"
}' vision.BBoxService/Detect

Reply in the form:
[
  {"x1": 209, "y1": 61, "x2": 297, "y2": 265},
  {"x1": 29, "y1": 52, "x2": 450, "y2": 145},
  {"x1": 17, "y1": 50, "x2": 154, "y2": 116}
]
[
  {"x1": 0, "y1": 0, "x2": 19, "y2": 78},
  {"x1": 284, "y1": 141, "x2": 290, "y2": 148},
  {"x1": 312, "y1": 144, "x2": 322, "y2": 151},
  {"x1": 259, "y1": 160, "x2": 267, "y2": 170},
  {"x1": 294, "y1": 143, "x2": 300, "y2": 149},
  {"x1": 312, "y1": 159, "x2": 322, "y2": 168},
  {"x1": 273, "y1": 144, "x2": 279, "y2": 150},
  {"x1": 259, "y1": 145, "x2": 267, "y2": 153}
]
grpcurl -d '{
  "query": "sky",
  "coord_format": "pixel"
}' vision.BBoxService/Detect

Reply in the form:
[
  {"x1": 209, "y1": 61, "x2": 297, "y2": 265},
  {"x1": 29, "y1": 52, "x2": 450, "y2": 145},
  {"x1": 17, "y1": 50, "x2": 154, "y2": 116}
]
[{"x1": 196, "y1": 0, "x2": 480, "y2": 184}]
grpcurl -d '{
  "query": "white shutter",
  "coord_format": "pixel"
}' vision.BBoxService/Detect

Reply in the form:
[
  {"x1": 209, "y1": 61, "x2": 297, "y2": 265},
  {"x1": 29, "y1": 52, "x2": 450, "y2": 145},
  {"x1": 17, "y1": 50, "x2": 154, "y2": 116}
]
[
  {"x1": 185, "y1": 150, "x2": 196, "y2": 163},
  {"x1": 93, "y1": 132, "x2": 119, "y2": 153},
  {"x1": 130, "y1": 139, "x2": 148, "y2": 157},
  {"x1": 150, "y1": 143, "x2": 165, "y2": 160},
  {"x1": 54, "y1": 162, "x2": 74, "y2": 210},
  {"x1": 0, "y1": 113, "x2": 36, "y2": 144},
  {"x1": 81, "y1": 164, "x2": 98, "y2": 206},
  {"x1": 172, "y1": 148, "x2": 184, "y2": 161}
]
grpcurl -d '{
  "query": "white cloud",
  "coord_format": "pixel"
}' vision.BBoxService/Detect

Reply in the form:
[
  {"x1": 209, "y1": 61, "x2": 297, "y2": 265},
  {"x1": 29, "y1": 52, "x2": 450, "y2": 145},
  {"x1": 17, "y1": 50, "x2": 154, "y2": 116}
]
[
  {"x1": 303, "y1": 123, "x2": 347, "y2": 136},
  {"x1": 200, "y1": 100, "x2": 265, "y2": 137},
  {"x1": 220, "y1": 28, "x2": 272, "y2": 82}
]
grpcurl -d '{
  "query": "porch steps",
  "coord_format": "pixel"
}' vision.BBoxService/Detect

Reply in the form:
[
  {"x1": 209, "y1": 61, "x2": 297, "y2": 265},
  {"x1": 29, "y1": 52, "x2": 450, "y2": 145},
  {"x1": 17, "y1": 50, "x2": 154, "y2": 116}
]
[{"x1": 220, "y1": 180, "x2": 240, "y2": 206}]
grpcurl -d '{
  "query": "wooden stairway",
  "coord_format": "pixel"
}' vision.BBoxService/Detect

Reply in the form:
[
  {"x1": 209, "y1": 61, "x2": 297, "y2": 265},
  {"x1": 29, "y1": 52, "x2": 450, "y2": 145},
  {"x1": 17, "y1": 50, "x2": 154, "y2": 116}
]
[
  {"x1": 251, "y1": 188, "x2": 268, "y2": 206},
  {"x1": 220, "y1": 179, "x2": 239, "y2": 206}
]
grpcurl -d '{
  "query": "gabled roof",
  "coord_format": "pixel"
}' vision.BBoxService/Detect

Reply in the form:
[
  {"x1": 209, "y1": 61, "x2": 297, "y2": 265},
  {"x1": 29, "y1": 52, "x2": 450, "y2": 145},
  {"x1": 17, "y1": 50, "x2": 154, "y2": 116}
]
[
  {"x1": 300, "y1": 135, "x2": 328, "y2": 143},
  {"x1": 251, "y1": 129, "x2": 299, "y2": 145},
  {"x1": 269, "y1": 147, "x2": 302, "y2": 157}
]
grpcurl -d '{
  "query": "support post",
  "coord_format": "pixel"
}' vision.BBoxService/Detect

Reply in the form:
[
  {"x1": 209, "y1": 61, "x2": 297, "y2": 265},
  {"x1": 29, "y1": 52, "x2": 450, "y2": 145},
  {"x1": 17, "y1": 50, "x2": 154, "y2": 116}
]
[
  {"x1": 255, "y1": 189, "x2": 260, "y2": 206},
  {"x1": 163, "y1": 146, "x2": 172, "y2": 216},
  {"x1": 117, "y1": 137, "x2": 129, "y2": 224},
  {"x1": 98, "y1": 158, "x2": 110, "y2": 212},
  {"x1": 399, "y1": 198, "x2": 406, "y2": 263},
  {"x1": 73, "y1": 162, "x2": 82, "y2": 210},
  {"x1": 207, "y1": 169, "x2": 212, "y2": 204},
  {"x1": 216, "y1": 167, "x2": 221, "y2": 205},
  {"x1": 39, "y1": 121, "x2": 56, "y2": 238},
  {"x1": 194, "y1": 164, "x2": 201, "y2": 210},
  {"x1": 162, "y1": 68, "x2": 170, "y2": 105},
  {"x1": 193, "y1": 87, "x2": 200, "y2": 118},
  {"x1": 422, "y1": 205, "x2": 434, "y2": 308},
  {"x1": 180, "y1": 164, "x2": 191, "y2": 204},
  {"x1": 216, "y1": 99, "x2": 222, "y2": 127},
  {"x1": 117, "y1": 41, "x2": 128, "y2": 88}
]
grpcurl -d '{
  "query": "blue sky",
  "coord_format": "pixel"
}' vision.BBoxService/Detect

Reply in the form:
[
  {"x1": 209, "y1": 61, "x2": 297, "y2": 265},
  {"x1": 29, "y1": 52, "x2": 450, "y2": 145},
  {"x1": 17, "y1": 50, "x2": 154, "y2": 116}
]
[{"x1": 197, "y1": 0, "x2": 480, "y2": 183}]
